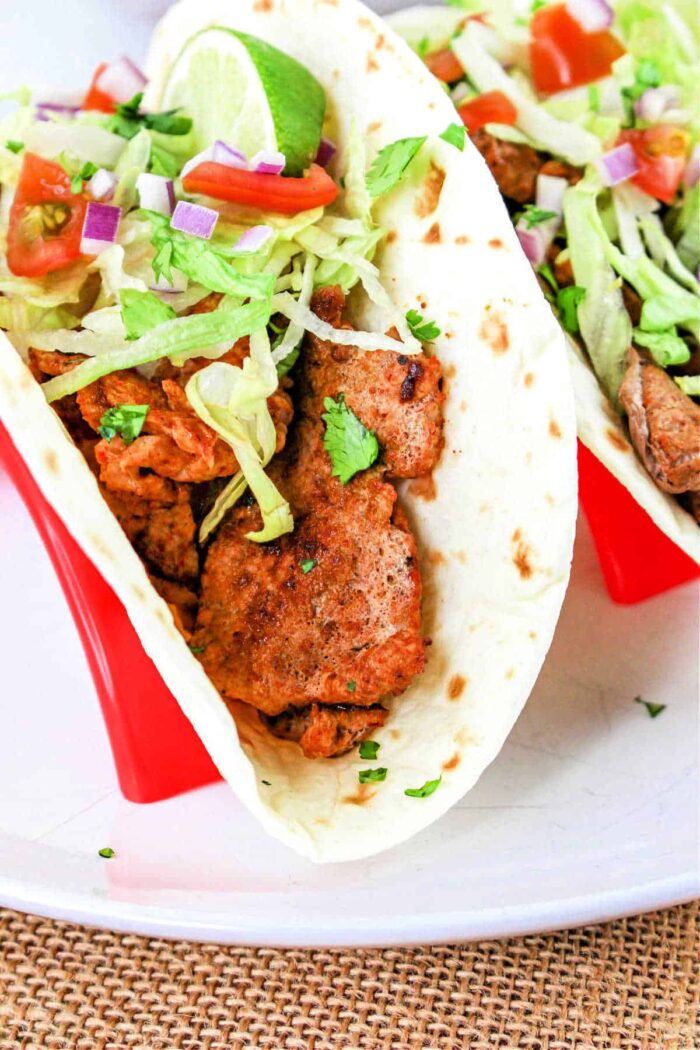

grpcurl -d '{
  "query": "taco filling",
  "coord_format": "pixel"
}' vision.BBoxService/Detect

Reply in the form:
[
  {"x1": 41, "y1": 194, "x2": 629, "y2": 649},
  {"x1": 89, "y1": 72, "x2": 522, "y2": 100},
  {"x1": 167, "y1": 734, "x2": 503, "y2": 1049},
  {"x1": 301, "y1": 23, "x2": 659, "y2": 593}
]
[
  {"x1": 0, "y1": 31, "x2": 448, "y2": 759},
  {"x1": 394, "y1": 0, "x2": 700, "y2": 527}
]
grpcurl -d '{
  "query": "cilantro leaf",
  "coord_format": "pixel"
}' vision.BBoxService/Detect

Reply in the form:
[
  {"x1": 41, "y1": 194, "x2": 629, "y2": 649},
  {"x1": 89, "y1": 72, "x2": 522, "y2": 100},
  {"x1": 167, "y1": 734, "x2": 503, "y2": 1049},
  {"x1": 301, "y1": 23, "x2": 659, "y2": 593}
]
[
  {"x1": 98, "y1": 404, "x2": 149, "y2": 444},
  {"x1": 276, "y1": 343, "x2": 300, "y2": 378},
  {"x1": 635, "y1": 696, "x2": 666, "y2": 719},
  {"x1": 188, "y1": 644, "x2": 206, "y2": 654},
  {"x1": 531, "y1": 0, "x2": 547, "y2": 10},
  {"x1": 359, "y1": 740, "x2": 380, "y2": 760},
  {"x1": 621, "y1": 60, "x2": 662, "y2": 125},
  {"x1": 440, "y1": 123, "x2": 466, "y2": 151},
  {"x1": 366, "y1": 136, "x2": 427, "y2": 199},
  {"x1": 5, "y1": 139, "x2": 24, "y2": 154},
  {"x1": 359, "y1": 767, "x2": 388, "y2": 784},
  {"x1": 519, "y1": 204, "x2": 558, "y2": 229},
  {"x1": 404, "y1": 776, "x2": 442, "y2": 798},
  {"x1": 60, "y1": 155, "x2": 99, "y2": 193},
  {"x1": 300, "y1": 558, "x2": 317, "y2": 574},
  {"x1": 109, "y1": 92, "x2": 192, "y2": 141},
  {"x1": 346, "y1": 680, "x2": 357, "y2": 693},
  {"x1": 321, "y1": 393, "x2": 379, "y2": 484},
  {"x1": 416, "y1": 35, "x2": 430, "y2": 59},
  {"x1": 120, "y1": 289, "x2": 177, "y2": 341},
  {"x1": 98, "y1": 847, "x2": 115, "y2": 859},
  {"x1": 556, "y1": 285, "x2": 586, "y2": 333},
  {"x1": 406, "y1": 308, "x2": 441, "y2": 341},
  {"x1": 537, "y1": 263, "x2": 559, "y2": 293}
]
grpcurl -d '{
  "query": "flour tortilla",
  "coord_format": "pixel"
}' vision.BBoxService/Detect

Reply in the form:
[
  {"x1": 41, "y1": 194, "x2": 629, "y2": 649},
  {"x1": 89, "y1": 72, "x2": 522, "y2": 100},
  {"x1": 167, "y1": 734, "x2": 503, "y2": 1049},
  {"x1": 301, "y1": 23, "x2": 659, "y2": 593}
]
[
  {"x1": 0, "y1": 0, "x2": 577, "y2": 861},
  {"x1": 389, "y1": 3, "x2": 700, "y2": 565}
]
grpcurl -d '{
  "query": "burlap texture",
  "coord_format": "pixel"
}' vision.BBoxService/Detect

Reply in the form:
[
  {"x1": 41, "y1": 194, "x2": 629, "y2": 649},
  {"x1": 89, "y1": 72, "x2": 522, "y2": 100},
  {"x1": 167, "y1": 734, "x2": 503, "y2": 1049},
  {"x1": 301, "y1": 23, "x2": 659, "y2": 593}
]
[{"x1": 0, "y1": 902, "x2": 698, "y2": 1049}]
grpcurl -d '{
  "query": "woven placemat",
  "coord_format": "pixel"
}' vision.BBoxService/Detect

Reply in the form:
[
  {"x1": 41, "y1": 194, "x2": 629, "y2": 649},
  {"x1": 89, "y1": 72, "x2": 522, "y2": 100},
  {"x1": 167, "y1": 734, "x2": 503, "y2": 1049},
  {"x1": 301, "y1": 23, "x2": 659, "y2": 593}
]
[{"x1": 1, "y1": 902, "x2": 698, "y2": 1049}]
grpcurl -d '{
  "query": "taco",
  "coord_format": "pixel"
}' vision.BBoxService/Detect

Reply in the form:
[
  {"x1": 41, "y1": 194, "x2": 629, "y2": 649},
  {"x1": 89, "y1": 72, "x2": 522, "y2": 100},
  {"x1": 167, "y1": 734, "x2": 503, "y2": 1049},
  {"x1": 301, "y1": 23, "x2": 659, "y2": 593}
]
[
  {"x1": 390, "y1": 0, "x2": 700, "y2": 564},
  {"x1": 0, "y1": 0, "x2": 576, "y2": 861}
]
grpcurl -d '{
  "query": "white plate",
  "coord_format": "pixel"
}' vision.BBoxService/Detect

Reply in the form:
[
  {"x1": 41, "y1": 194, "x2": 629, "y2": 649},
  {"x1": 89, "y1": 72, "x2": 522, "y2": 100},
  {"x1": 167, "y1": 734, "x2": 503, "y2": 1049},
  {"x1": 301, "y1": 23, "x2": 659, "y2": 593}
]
[{"x1": 0, "y1": 0, "x2": 698, "y2": 946}]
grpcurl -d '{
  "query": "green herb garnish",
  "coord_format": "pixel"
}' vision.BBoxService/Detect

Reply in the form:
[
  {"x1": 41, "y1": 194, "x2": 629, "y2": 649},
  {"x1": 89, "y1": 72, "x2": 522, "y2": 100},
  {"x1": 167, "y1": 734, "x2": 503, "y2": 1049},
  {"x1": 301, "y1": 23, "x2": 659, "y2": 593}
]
[
  {"x1": 120, "y1": 288, "x2": 177, "y2": 341},
  {"x1": 556, "y1": 285, "x2": 586, "y2": 333},
  {"x1": 188, "y1": 645, "x2": 206, "y2": 654},
  {"x1": 300, "y1": 558, "x2": 317, "y2": 574},
  {"x1": 261, "y1": 780, "x2": 271, "y2": 786},
  {"x1": 321, "y1": 393, "x2": 379, "y2": 484},
  {"x1": 366, "y1": 136, "x2": 427, "y2": 199},
  {"x1": 404, "y1": 776, "x2": 442, "y2": 798},
  {"x1": 98, "y1": 847, "x2": 115, "y2": 859},
  {"x1": 5, "y1": 139, "x2": 24, "y2": 154},
  {"x1": 359, "y1": 767, "x2": 388, "y2": 784},
  {"x1": 406, "y1": 309, "x2": 441, "y2": 342},
  {"x1": 416, "y1": 35, "x2": 430, "y2": 59},
  {"x1": 635, "y1": 696, "x2": 667, "y2": 719},
  {"x1": 439, "y1": 122, "x2": 466, "y2": 151},
  {"x1": 537, "y1": 263, "x2": 560, "y2": 293},
  {"x1": 359, "y1": 740, "x2": 380, "y2": 760},
  {"x1": 59, "y1": 154, "x2": 99, "y2": 193},
  {"x1": 519, "y1": 204, "x2": 558, "y2": 229},
  {"x1": 347, "y1": 680, "x2": 357, "y2": 693},
  {"x1": 621, "y1": 60, "x2": 662, "y2": 125},
  {"x1": 98, "y1": 404, "x2": 149, "y2": 444},
  {"x1": 108, "y1": 92, "x2": 192, "y2": 141}
]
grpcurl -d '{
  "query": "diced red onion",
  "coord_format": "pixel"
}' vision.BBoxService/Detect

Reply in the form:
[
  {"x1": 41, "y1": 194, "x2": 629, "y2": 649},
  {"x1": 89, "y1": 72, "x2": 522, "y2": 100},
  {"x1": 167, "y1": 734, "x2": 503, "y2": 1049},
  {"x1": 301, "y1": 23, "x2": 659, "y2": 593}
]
[
  {"x1": 683, "y1": 144, "x2": 700, "y2": 188},
  {"x1": 36, "y1": 102, "x2": 81, "y2": 122},
  {"x1": 251, "y1": 149, "x2": 285, "y2": 175},
  {"x1": 515, "y1": 224, "x2": 547, "y2": 268},
  {"x1": 565, "y1": 0, "x2": 613, "y2": 33},
  {"x1": 96, "y1": 56, "x2": 147, "y2": 104},
  {"x1": 536, "y1": 173, "x2": 568, "y2": 218},
  {"x1": 81, "y1": 202, "x2": 122, "y2": 254},
  {"x1": 87, "y1": 168, "x2": 118, "y2": 201},
  {"x1": 315, "y1": 138, "x2": 336, "y2": 168},
  {"x1": 136, "y1": 172, "x2": 175, "y2": 215},
  {"x1": 595, "y1": 143, "x2": 640, "y2": 187},
  {"x1": 212, "y1": 140, "x2": 248, "y2": 169},
  {"x1": 235, "y1": 225, "x2": 273, "y2": 253},
  {"x1": 171, "y1": 200, "x2": 218, "y2": 240},
  {"x1": 150, "y1": 269, "x2": 188, "y2": 294},
  {"x1": 634, "y1": 85, "x2": 680, "y2": 124}
]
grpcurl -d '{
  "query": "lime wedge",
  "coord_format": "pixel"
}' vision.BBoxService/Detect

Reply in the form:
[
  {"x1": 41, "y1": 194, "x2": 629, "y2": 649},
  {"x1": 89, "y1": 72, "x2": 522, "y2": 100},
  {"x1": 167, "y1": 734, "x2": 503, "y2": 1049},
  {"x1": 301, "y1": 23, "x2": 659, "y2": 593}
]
[{"x1": 161, "y1": 27, "x2": 326, "y2": 177}]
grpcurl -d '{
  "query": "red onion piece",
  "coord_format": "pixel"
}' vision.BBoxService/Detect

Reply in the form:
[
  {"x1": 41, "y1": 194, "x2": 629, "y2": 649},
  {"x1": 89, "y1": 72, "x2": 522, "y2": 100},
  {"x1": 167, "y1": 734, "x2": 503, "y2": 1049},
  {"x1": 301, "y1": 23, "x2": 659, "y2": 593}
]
[
  {"x1": 251, "y1": 149, "x2": 286, "y2": 175},
  {"x1": 515, "y1": 224, "x2": 547, "y2": 268},
  {"x1": 212, "y1": 141, "x2": 248, "y2": 169},
  {"x1": 315, "y1": 138, "x2": 336, "y2": 168},
  {"x1": 535, "y1": 173, "x2": 568, "y2": 217},
  {"x1": 136, "y1": 172, "x2": 175, "y2": 215},
  {"x1": 87, "y1": 168, "x2": 118, "y2": 202},
  {"x1": 685, "y1": 145, "x2": 700, "y2": 189},
  {"x1": 565, "y1": 0, "x2": 613, "y2": 32},
  {"x1": 595, "y1": 143, "x2": 640, "y2": 187},
  {"x1": 96, "y1": 56, "x2": 147, "y2": 104},
  {"x1": 81, "y1": 202, "x2": 122, "y2": 254},
  {"x1": 235, "y1": 225, "x2": 273, "y2": 253},
  {"x1": 171, "y1": 200, "x2": 218, "y2": 240},
  {"x1": 36, "y1": 102, "x2": 81, "y2": 122},
  {"x1": 634, "y1": 85, "x2": 680, "y2": 124}
]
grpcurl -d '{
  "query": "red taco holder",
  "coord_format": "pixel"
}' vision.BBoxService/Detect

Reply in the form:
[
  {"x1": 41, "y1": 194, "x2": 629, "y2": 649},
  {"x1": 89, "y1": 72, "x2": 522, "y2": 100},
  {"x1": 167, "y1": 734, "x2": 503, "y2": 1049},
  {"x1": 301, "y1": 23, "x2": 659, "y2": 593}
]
[{"x1": 0, "y1": 421, "x2": 221, "y2": 804}]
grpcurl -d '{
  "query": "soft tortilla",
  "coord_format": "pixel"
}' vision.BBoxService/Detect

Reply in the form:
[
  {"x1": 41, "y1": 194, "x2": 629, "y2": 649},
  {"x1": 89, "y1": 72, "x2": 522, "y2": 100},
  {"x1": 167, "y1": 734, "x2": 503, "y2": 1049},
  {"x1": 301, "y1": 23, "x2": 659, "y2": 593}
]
[
  {"x1": 0, "y1": 0, "x2": 577, "y2": 861},
  {"x1": 389, "y1": 3, "x2": 700, "y2": 565}
]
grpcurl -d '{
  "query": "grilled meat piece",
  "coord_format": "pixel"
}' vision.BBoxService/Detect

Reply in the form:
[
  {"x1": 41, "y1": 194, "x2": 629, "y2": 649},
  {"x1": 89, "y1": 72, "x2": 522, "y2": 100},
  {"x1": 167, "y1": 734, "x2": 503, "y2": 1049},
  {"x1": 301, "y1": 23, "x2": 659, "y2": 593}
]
[
  {"x1": 470, "y1": 130, "x2": 582, "y2": 205},
  {"x1": 102, "y1": 487, "x2": 199, "y2": 582},
  {"x1": 620, "y1": 347, "x2": 700, "y2": 494},
  {"x1": 262, "y1": 703, "x2": 388, "y2": 760},
  {"x1": 149, "y1": 575, "x2": 198, "y2": 638}
]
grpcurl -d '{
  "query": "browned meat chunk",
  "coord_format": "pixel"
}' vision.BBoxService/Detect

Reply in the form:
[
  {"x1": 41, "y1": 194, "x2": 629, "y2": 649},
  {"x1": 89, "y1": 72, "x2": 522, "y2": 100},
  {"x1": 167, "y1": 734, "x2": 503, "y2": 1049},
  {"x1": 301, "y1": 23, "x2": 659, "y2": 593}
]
[
  {"x1": 262, "y1": 703, "x2": 388, "y2": 759},
  {"x1": 102, "y1": 487, "x2": 199, "y2": 582},
  {"x1": 470, "y1": 130, "x2": 582, "y2": 205},
  {"x1": 539, "y1": 159, "x2": 583, "y2": 186},
  {"x1": 683, "y1": 491, "x2": 700, "y2": 523},
  {"x1": 149, "y1": 575, "x2": 198, "y2": 638},
  {"x1": 620, "y1": 347, "x2": 700, "y2": 494}
]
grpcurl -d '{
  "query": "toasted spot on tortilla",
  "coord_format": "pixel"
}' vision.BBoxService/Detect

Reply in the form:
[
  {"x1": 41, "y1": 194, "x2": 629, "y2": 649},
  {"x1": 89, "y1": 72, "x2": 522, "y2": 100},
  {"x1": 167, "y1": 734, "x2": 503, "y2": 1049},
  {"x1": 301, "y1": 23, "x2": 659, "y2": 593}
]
[
  {"x1": 386, "y1": 230, "x2": 397, "y2": 244},
  {"x1": 42, "y1": 449, "x2": 59, "y2": 474},
  {"x1": 423, "y1": 222, "x2": 441, "y2": 244},
  {"x1": 459, "y1": 400, "x2": 467, "y2": 412},
  {"x1": 443, "y1": 363, "x2": 456, "y2": 380},
  {"x1": 427, "y1": 549, "x2": 447, "y2": 567},
  {"x1": 606, "y1": 427, "x2": 629, "y2": 452},
  {"x1": 18, "y1": 369, "x2": 33, "y2": 391},
  {"x1": 390, "y1": 728, "x2": 401, "y2": 740},
  {"x1": 545, "y1": 493, "x2": 555, "y2": 506},
  {"x1": 447, "y1": 674, "x2": 466, "y2": 700},
  {"x1": 505, "y1": 667, "x2": 515, "y2": 680},
  {"x1": 253, "y1": 0, "x2": 273, "y2": 9},
  {"x1": 479, "y1": 309, "x2": 509, "y2": 354},
  {"x1": 408, "y1": 473, "x2": 437, "y2": 500},
  {"x1": 343, "y1": 783, "x2": 376, "y2": 806},
  {"x1": 524, "y1": 372, "x2": 535, "y2": 387},
  {"x1": 529, "y1": 630, "x2": 538, "y2": 640},
  {"x1": 358, "y1": 14, "x2": 372, "y2": 26},
  {"x1": 488, "y1": 237, "x2": 504, "y2": 249},
  {"x1": 415, "y1": 162, "x2": 446, "y2": 219},
  {"x1": 512, "y1": 529, "x2": 534, "y2": 580},
  {"x1": 88, "y1": 534, "x2": 115, "y2": 562},
  {"x1": 366, "y1": 53, "x2": 379, "y2": 73},
  {"x1": 549, "y1": 418, "x2": 562, "y2": 439},
  {"x1": 453, "y1": 550, "x2": 467, "y2": 564},
  {"x1": 367, "y1": 120, "x2": 382, "y2": 133},
  {"x1": 442, "y1": 752, "x2": 461, "y2": 771},
  {"x1": 455, "y1": 235, "x2": 470, "y2": 244},
  {"x1": 132, "y1": 584, "x2": 146, "y2": 602},
  {"x1": 375, "y1": 33, "x2": 385, "y2": 49}
]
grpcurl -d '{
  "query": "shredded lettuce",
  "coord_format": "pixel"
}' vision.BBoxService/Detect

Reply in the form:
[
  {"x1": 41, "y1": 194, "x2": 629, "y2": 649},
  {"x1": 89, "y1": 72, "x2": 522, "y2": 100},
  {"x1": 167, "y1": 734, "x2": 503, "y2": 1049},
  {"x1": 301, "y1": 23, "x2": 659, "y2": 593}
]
[
  {"x1": 638, "y1": 214, "x2": 700, "y2": 294},
  {"x1": 342, "y1": 121, "x2": 373, "y2": 224},
  {"x1": 271, "y1": 254, "x2": 317, "y2": 368},
  {"x1": 668, "y1": 187, "x2": 700, "y2": 274},
  {"x1": 0, "y1": 299, "x2": 81, "y2": 333},
  {"x1": 633, "y1": 326, "x2": 690, "y2": 365},
  {"x1": 113, "y1": 128, "x2": 151, "y2": 210},
  {"x1": 675, "y1": 374, "x2": 700, "y2": 395},
  {"x1": 272, "y1": 290, "x2": 413, "y2": 355}
]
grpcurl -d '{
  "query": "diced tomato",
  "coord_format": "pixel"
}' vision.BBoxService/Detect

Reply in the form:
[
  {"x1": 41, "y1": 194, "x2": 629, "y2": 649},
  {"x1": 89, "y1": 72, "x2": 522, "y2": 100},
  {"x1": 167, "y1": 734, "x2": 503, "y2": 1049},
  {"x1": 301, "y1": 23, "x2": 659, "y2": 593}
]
[
  {"x1": 618, "y1": 125, "x2": 690, "y2": 204},
  {"x1": 82, "y1": 63, "x2": 117, "y2": 113},
  {"x1": 7, "y1": 154, "x2": 88, "y2": 277},
  {"x1": 425, "y1": 47, "x2": 464, "y2": 84},
  {"x1": 182, "y1": 162, "x2": 338, "y2": 215},
  {"x1": 458, "y1": 91, "x2": 518, "y2": 134},
  {"x1": 530, "y1": 3, "x2": 625, "y2": 95}
]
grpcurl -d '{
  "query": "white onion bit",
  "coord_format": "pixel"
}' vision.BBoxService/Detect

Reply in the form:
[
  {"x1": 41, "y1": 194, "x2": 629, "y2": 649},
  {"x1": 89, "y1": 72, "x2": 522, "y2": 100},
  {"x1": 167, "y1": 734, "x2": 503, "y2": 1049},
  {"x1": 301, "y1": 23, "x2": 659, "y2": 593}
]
[
  {"x1": 251, "y1": 149, "x2": 286, "y2": 175},
  {"x1": 136, "y1": 172, "x2": 175, "y2": 215},
  {"x1": 87, "y1": 168, "x2": 118, "y2": 202},
  {"x1": 535, "y1": 173, "x2": 568, "y2": 218},
  {"x1": 96, "y1": 56, "x2": 147, "y2": 104},
  {"x1": 565, "y1": 0, "x2": 614, "y2": 33},
  {"x1": 235, "y1": 225, "x2": 273, "y2": 253},
  {"x1": 634, "y1": 85, "x2": 681, "y2": 124},
  {"x1": 212, "y1": 141, "x2": 248, "y2": 169}
]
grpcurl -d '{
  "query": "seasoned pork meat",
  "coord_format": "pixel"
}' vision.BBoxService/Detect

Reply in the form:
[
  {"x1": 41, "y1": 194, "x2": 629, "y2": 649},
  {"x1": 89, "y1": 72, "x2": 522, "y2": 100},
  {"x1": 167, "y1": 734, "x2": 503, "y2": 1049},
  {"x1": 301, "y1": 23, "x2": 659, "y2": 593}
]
[
  {"x1": 262, "y1": 703, "x2": 388, "y2": 760},
  {"x1": 620, "y1": 347, "x2": 700, "y2": 494},
  {"x1": 102, "y1": 487, "x2": 199, "y2": 583},
  {"x1": 469, "y1": 130, "x2": 582, "y2": 205},
  {"x1": 149, "y1": 576, "x2": 198, "y2": 638}
]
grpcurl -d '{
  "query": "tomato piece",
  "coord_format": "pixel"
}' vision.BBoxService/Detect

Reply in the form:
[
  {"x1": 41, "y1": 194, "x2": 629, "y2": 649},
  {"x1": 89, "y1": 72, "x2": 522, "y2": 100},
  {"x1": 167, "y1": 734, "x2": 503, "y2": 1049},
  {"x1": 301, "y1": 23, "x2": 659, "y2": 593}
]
[
  {"x1": 425, "y1": 47, "x2": 464, "y2": 84},
  {"x1": 530, "y1": 4, "x2": 625, "y2": 95},
  {"x1": 618, "y1": 125, "x2": 689, "y2": 204},
  {"x1": 82, "y1": 62, "x2": 117, "y2": 113},
  {"x1": 7, "y1": 154, "x2": 88, "y2": 278},
  {"x1": 458, "y1": 91, "x2": 518, "y2": 134},
  {"x1": 182, "y1": 162, "x2": 338, "y2": 214}
]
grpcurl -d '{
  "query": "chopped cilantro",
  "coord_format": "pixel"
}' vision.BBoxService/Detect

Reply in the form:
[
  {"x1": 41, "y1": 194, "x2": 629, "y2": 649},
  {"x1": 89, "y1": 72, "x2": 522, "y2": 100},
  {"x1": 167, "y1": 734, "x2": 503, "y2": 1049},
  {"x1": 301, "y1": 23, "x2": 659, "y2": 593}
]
[
  {"x1": 347, "y1": 680, "x2": 357, "y2": 693},
  {"x1": 321, "y1": 393, "x2": 379, "y2": 484},
  {"x1": 98, "y1": 847, "x2": 115, "y2": 859},
  {"x1": 439, "y1": 122, "x2": 466, "y2": 151},
  {"x1": 120, "y1": 288, "x2": 177, "y2": 341},
  {"x1": 60, "y1": 155, "x2": 99, "y2": 193},
  {"x1": 108, "y1": 92, "x2": 192, "y2": 141},
  {"x1": 556, "y1": 285, "x2": 586, "y2": 334},
  {"x1": 519, "y1": 204, "x2": 558, "y2": 229},
  {"x1": 588, "y1": 84, "x2": 601, "y2": 114},
  {"x1": 5, "y1": 139, "x2": 24, "y2": 154},
  {"x1": 276, "y1": 343, "x2": 300, "y2": 377},
  {"x1": 416, "y1": 35, "x2": 430, "y2": 59},
  {"x1": 366, "y1": 136, "x2": 427, "y2": 199},
  {"x1": 531, "y1": 0, "x2": 547, "y2": 10},
  {"x1": 98, "y1": 404, "x2": 149, "y2": 445},
  {"x1": 300, "y1": 558, "x2": 317, "y2": 574},
  {"x1": 359, "y1": 740, "x2": 380, "y2": 760},
  {"x1": 188, "y1": 645, "x2": 206, "y2": 654},
  {"x1": 621, "y1": 60, "x2": 662, "y2": 125},
  {"x1": 537, "y1": 263, "x2": 560, "y2": 293},
  {"x1": 261, "y1": 780, "x2": 271, "y2": 786},
  {"x1": 404, "y1": 776, "x2": 442, "y2": 798},
  {"x1": 635, "y1": 696, "x2": 667, "y2": 719},
  {"x1": 359, "y1": 767, "x2": 388, "y2": 784},
  {"x1": 406, "y1": 308, "x2": 441, "y2": 342}
]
